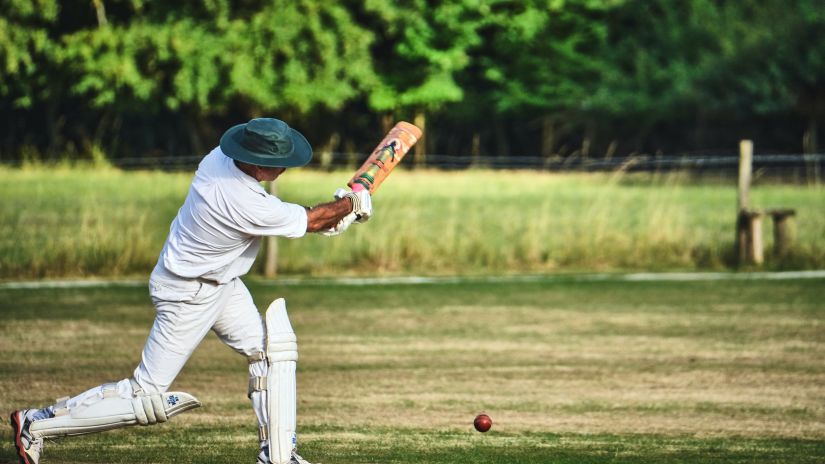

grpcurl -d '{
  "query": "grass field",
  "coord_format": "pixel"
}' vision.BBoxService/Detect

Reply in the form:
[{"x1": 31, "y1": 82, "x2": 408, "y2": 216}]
[
  {"x1": 1, "y1": 276, "x2": 823, "y2": 463},
  {"x1": 1, "y1": 165, "x2": 824, "y2": 279}
]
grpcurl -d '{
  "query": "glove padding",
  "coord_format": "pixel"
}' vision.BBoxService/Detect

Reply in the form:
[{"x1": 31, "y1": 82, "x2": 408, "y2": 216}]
[
  {"x1": 334, "y1": 188, "x2": 372, "y2": 223},
  {"x1": 320, "y1": 212, "x2": 357, "y2": 236}
]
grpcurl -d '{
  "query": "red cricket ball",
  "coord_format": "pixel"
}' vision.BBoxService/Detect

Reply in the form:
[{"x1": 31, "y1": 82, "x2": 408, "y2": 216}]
[{"x1": 474, "y1": 413, "x2": 492, "y2": 432}]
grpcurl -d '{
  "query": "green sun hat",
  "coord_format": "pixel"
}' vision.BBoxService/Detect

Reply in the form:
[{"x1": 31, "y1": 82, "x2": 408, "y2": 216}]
[{"x1": 220, "y1": 118, "x2": 313, "y2": 168}]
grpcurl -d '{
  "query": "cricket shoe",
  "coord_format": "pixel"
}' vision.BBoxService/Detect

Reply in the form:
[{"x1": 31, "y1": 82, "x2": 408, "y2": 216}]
[{"x1": 10, "y1": 410, "x2": 43, "y2": 464}]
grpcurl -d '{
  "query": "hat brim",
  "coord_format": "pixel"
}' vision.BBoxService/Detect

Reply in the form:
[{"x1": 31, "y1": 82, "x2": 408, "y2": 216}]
[{"x1": 219, "y1": 123, "x2": 313, "y2": 168}]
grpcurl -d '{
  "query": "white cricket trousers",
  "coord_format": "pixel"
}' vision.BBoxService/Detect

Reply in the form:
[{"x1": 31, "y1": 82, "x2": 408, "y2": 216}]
[
  {"x1": 133, "y1": 264, "x2": 266, "y2": 393},
  {"x1": 44, "y1": 264, "x2": 271, "y2": 450}
]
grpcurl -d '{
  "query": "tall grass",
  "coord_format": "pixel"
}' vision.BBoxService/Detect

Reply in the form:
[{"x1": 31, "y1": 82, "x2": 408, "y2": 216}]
[{"x1": 1, "y1": 165, "x2": 823, "y2": 279}]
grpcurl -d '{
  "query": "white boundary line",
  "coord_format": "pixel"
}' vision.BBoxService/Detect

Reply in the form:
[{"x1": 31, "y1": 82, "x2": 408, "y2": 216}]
[
  {"x1": 0, "y1": 279, "x2": 145, "y2": 290},
  {"x1": 1, "y1": 271, "x2": 824, "y2": 290}
]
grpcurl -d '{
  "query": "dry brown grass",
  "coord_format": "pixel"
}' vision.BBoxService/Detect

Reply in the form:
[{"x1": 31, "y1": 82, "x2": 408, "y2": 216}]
[{"x1": 1, "y1": 278, "x2": 823, "y2": 463}]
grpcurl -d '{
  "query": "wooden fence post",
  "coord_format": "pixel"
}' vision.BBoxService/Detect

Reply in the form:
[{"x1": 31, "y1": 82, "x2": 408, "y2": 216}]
[
  {"x1": 264, "y1": 180, "x2": 278, "y2": 277},
  {"x1": 736, "y1": 140, "x2": 763, "y2": 266},
  {"x1": 747, "y1": 211, "x2": 764, "y2": 265},
  {"x1": 413, "y1": 111, "x2": 427, "y2": 168},
  {"x1": 737, "y1": 140, "x2": 752, "y2": 212}
]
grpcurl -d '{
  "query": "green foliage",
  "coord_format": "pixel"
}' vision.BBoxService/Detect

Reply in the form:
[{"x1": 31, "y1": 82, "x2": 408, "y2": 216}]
[
  {"x1": 53, "y1": 1, "x2": 374, "y2": 115},
  {"x1": 591, "y1": 0, "x2": 825, "y2": 129},
  {"x1": 60, "y1": 23, "x2": 189, "y2": 110},
  {"x1": 0, "y1": 0, "x2": 59, "y2": 108},
  {"x1": 481, "y1": 0, "x2": 617, "y2": 115},
  {"x1": 362, "y1": 0, "x2": 485, "y2": 111},
  {"x1": 0, "y1": 0, "x2": 822, "y2": 158},
  {"x1": 222, "y1": 0, "x2": 375, "y2": 113},
  {"x1": 588, "y1": 1, "x2": 717, "y2": 119},
  {"x1": 699, "y1": 0, "x2": 825, "y2": 119}
]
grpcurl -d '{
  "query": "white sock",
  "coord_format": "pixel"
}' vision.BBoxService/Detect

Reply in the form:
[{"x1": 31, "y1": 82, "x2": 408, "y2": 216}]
[{"x1": 28, "y1": 406, "x2": 54, "y2": 421}]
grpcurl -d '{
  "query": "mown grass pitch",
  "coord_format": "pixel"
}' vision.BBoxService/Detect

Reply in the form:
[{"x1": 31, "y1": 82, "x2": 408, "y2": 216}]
[{"x1": 1, "y1": 276, "x2": 823, "y2": 463}]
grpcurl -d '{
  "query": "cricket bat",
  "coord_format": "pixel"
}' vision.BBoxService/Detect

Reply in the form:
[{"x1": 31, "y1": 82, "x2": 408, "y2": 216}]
[{"x1": 348, "y1": 121, "x2": 423, "y2": 194}]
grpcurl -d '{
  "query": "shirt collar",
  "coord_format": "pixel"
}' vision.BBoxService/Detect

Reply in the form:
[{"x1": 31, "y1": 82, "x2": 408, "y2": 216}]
[{"x1": 219, "y1": 148, "x2": 268, "y2": 195}]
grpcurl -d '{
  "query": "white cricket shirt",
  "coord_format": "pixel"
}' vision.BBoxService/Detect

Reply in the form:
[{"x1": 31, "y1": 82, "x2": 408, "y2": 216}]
[{"x1": 157, "y1": 147, "x2": 307, "y2": 283}]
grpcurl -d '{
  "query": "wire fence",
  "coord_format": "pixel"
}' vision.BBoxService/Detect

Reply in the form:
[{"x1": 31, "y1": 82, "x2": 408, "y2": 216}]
[
  {"x1": 111, "y1": 151, "x2": 824, "y2": 180},
  {"x1": 4, "y1": 151, "x2": 824, "y2": 182}
]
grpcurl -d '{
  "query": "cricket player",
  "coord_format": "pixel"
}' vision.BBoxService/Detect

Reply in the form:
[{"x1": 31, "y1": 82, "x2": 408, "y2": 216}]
[{"x1": 10, "y1": 118, "x2": 371, "y2": 464}]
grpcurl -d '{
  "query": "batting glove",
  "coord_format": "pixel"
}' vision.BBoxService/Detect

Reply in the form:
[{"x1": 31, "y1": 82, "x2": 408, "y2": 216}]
[
  {"x1": 334, "y1": 188, "x2": 372, "y2": 223},
  {"x1": 320, "y1": 212, "x2": 357, "y2": 236}
]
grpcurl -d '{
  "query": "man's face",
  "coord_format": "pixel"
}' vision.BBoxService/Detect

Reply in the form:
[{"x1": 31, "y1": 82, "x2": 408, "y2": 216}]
[{"x1": 255, "y1": 166, "x2": 287, "y2": 182}]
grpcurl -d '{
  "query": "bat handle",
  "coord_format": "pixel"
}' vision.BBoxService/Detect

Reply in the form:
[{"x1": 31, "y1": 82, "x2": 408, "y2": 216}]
[{"x1": 350, "y1": 183, "x2": 368, "y2": 193}]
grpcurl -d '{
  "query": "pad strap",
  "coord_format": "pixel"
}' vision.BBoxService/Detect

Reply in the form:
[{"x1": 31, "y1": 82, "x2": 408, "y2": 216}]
[
  {"x1": 259, "y1": 425, "x2": 268, "y2": 441},
  {"x1": 248, "y1": 375, "x2": 267, "y2": 398},
  {"x1": 129, "y1": 377, "x2": 145, "y2": 396},
  {"x1": 132, "y1": 394, "x2": 169, "y2": 425},
  {"x1": 247, "y1": 351, "x2": 266, "y2": 364},
  {"x1": 30, "y1": 391, "x2": 200, "y2": 439},
  {"x1": 54, "y1": 396, "x2": 70, "y2": 417}
]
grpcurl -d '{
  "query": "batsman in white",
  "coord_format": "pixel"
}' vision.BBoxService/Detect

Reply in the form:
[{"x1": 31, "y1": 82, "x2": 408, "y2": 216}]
[{"x1": 9, "y1": 118, "x2": 371, "y2": 464}]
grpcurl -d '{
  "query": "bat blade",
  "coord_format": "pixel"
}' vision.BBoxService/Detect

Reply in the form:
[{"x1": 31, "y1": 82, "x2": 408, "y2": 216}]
[{"x1": 348, "y1": 121, "x2": 423, "y2": 194}]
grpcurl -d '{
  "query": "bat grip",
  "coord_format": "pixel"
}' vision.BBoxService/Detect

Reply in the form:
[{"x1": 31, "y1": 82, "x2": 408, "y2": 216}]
[{"x1": 351, "y1": 183, "x2": 367, "y2": 193}]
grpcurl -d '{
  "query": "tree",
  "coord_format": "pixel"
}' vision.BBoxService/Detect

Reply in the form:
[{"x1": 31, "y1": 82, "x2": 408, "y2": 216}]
[
  {"x1": 476, "y1": 0, "x2": 620, "y2": 158},
  {"x1": 697, "y1": 0, "x2": 825, "y2": 153},
  {"x1": 30, "y1": 0, "x2": 375, "y2": 157},
  {"x1": 0, "y1": 0, "x2": 60, "y2": 155},
  {"x1": 359, "y1": 0, "x2": 487, "y2": 163},
  {"x1": 222, "y1": 1, "x2": 375, "y2": 116},
  {"x1": 590, "y1": 0, "x2": 825, "y2": 154},
  {"x1": 585, "y1": 0, "x2": 732, "y2": 154}
]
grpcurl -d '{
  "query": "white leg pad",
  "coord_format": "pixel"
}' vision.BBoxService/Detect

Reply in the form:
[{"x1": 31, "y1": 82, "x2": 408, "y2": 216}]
[
  {"x1": 266, "y1": 298, "x2": 298, "y2": 464},
  {"x1": 29, "y1": 382, "x2": 200, "y2": 439}
]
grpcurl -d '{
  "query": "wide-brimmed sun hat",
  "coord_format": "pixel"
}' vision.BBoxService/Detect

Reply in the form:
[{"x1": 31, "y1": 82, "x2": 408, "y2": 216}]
[{"x1": 220, "y1": 118, "x2": 313, "y2": 168}]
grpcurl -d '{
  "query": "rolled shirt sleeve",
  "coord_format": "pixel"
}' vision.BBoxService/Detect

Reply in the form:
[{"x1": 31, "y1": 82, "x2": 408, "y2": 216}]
[{"x1": 236, "y1": 194, "x2": 308, "y2": 239}]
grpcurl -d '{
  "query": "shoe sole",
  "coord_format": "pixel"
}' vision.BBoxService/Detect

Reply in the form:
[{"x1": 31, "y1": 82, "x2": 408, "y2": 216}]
[{"x1": 9, "y1": 411, "x2": 32, "y2": 464}]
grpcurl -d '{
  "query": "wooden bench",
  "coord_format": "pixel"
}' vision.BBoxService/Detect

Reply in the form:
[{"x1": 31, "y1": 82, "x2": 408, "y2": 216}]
[
  {"x1": 737, "y1": 208, "x2": 797, "y2": 265},
  {"x1": 767, "y1": 208, "x2": 796, "y2": 258},
  {"x1": 736, "y1": 209, "x2": 764, "y2": 265},
  {"x1": 735, "y1": 141, "x2": 798, "y2": 266}
]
